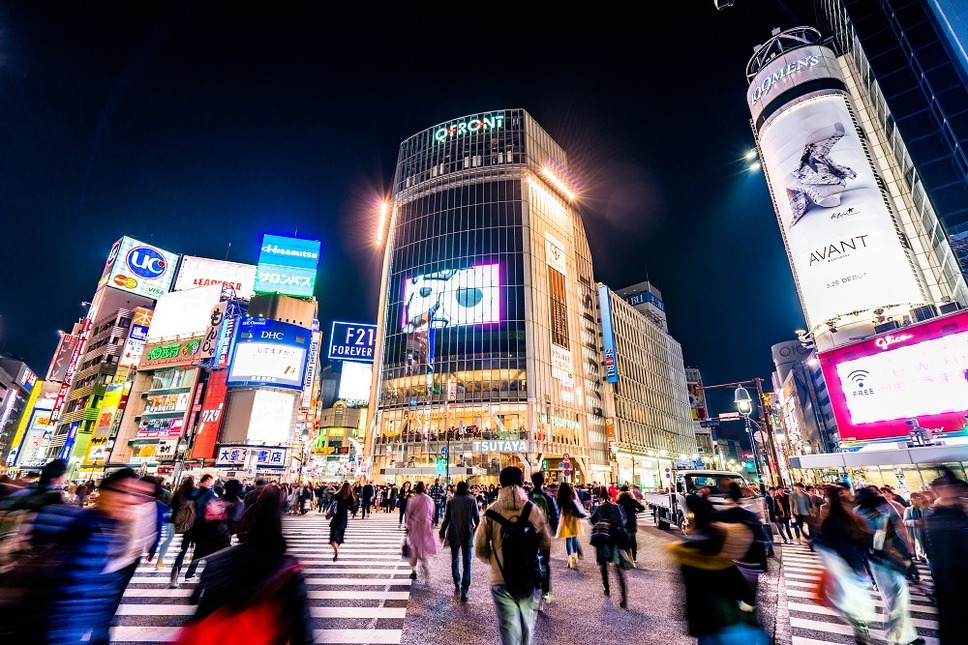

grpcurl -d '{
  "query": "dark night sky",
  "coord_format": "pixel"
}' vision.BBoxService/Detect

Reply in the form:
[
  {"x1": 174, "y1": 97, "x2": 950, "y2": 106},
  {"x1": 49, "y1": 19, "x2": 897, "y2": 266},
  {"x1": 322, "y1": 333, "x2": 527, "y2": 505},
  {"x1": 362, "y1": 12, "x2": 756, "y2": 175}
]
[{"x1": 0, "y1": 1, "x2": 815, "y2": 420}]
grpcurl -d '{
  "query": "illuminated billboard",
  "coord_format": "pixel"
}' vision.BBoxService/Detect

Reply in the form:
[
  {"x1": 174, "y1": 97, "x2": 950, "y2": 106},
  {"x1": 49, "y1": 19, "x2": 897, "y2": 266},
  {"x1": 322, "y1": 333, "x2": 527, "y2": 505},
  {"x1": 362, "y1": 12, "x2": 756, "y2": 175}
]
[
  {"x1": 818, "y1": 310, "x2": 968, "y2": 442},
  {"x1": 119, "y1": 307, "x2": 153, "y2": 367},
  {"x1": 328, "y1": 321, "x2": 376, "y2": 363},
  {"x1": 246, "y1": 389, "x2": 298, "y2": 444},
  {"x1": 99, "y1": 236, "x2": 179, "y2": 300},
  {"x1": 338, "y1": 361, "x2": 373, "y2": 402},
  {"x1": 227, "y1": 318, "x2": 309, "y2": 390},
  {"x1": 46, "y1": 334, "x2": 78, "y2": 383},
  {"x1": 253, "y1": 234, "x2": 321, "y2": 298},
  {"x1": 598, "y1": 285, "x2": 619, "y2": 384},
  {"x1": 174, "y1": 256, "x2": 257, "y2": 300},
  {"x1": 146, "y1": 284, "x2": 223, "y2": 341},
  {"x1": 402, "y1": 264, "x2": 499, "y2": 331},
  {"x1": 753, "y1": 45, "x2": 924, "y2": 329}
]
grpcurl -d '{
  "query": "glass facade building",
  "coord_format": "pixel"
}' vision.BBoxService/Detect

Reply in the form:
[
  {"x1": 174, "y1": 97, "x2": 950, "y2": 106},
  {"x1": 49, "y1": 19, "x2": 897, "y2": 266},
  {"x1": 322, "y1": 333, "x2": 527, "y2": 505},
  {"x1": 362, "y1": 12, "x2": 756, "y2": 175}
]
[{"x1": 368, "y1": 109, "x2": 607, "y2": 485}]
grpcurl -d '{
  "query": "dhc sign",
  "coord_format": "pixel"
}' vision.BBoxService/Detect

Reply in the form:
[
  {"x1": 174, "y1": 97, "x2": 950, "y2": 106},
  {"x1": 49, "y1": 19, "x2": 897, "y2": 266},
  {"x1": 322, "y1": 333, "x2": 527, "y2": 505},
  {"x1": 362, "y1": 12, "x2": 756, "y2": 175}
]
[{"x1": 433, "y1": 114, "x2": 505, "y2": 143}]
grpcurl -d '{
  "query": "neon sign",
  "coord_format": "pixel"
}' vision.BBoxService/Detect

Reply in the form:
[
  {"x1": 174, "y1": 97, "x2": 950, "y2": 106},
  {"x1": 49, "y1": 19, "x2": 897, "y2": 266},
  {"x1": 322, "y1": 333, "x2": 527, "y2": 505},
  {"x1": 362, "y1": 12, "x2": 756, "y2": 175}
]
[{"x1": 432, "y1": 114, "x2": 505, "y2": 143}]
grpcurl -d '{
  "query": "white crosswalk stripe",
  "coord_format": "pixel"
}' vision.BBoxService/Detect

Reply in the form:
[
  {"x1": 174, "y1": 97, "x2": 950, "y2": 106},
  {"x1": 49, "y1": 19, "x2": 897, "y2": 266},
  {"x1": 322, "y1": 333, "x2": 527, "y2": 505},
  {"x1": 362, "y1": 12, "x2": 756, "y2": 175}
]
[
  {"x1": 110, "y1": 512, "x2": 411, "y2": 644},
  {"x1": 779, "y1": 541, "x2": 939, "y2": 644}
]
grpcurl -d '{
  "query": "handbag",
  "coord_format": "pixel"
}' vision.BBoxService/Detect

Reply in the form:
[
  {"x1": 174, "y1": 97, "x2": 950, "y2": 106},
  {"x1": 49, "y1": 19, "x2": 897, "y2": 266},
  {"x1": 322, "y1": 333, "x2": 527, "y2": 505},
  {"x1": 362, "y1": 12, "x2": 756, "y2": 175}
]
[
  {"x1": 590, "y1": 519, "x2": 612, "y2": 547},
  {"x1": 401, "y1": 538, "x2": 411, "y2": 559},
  {"x1": 325, "y1": 501, "x2": 338, "y2": 520},
  {"x1": 175, "y1": 563, "x2": 301, "y2": 645}
]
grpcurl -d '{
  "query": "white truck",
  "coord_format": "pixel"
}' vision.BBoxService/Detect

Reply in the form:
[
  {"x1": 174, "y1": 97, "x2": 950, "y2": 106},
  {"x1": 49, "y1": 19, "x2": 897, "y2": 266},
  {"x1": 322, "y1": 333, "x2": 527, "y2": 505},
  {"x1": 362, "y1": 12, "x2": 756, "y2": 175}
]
[{"x1": 644, "y1": 469, "x2": 756, "y2": 532}]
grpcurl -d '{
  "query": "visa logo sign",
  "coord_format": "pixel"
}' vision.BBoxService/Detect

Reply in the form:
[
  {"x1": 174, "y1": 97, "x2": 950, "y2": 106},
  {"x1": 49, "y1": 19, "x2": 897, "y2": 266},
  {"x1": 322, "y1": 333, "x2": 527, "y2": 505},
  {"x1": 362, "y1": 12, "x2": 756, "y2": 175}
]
[{"x1": 127, "y1": 246, "x2": 168, "y2": 279}]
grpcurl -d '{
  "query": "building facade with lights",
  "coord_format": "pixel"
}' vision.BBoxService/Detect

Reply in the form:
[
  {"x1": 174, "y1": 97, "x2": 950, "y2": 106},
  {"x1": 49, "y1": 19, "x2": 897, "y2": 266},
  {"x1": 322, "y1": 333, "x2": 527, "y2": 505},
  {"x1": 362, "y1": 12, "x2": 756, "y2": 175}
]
[
  {"x1": 367, "y1": 109, "x2": 609, "y2": 485},
  {"x1": 747, "y1": 26, "x2": 967, "y2": 353},
  {"x1": 597, "y1": 283, "x2": 696, "y2": 488}
]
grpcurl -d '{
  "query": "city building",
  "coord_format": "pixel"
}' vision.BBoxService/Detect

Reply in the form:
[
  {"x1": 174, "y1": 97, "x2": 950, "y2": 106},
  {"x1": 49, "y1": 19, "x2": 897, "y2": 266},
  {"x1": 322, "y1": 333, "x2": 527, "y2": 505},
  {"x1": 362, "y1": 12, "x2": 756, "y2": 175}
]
[
  {"x1": 0, "y1": 358, "x2": 38, "y2": 465},
  {"x1": 770, "y1": 339, "x2": 839, "y2": 461},
  {"x1": 685, "y1": 367, "x2": 718, "y2": 467},
  {"x1": 366, "y1": 109, "x2": 607, "y2": 485},
  {"x1": 747, "y1": 25, "x2": 967, "y2": 353},
  {"x1": 598, "y1": 283, "x2": 696, "y2": 488}
]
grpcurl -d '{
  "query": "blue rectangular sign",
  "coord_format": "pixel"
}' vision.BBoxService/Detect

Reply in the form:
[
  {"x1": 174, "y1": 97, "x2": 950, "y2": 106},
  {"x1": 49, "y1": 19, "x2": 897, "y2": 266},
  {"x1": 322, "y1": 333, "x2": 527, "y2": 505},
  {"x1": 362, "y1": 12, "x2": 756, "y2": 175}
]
[
  {"x1": 257, "y1": 235, "x2": 321, "y2": 270},
  {"x1": 227, "y1": 318, "x2": 311, "y2": 389},
  {"x1": 253, "y1": 263, "x2": 317, "y2": 298},
  {"x1": 598, "y1": 284, "x2": 620, "y2": 384},
  {"x1": 328, "y1": 321, "x2": 377, "y2": 363}
]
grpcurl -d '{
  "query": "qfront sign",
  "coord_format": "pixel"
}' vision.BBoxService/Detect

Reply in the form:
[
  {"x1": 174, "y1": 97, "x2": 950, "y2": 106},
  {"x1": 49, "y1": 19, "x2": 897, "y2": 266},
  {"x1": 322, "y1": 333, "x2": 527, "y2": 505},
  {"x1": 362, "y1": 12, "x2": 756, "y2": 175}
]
[
  {"x1": 432, "y1": 113, "x2": 505, "y2": 144},
  {"x1": 328, "y1": 321, "x2": 377, "y2": 363},
  {"x1": 472, "y1": 440, "x2": 529, "y2": 453}
]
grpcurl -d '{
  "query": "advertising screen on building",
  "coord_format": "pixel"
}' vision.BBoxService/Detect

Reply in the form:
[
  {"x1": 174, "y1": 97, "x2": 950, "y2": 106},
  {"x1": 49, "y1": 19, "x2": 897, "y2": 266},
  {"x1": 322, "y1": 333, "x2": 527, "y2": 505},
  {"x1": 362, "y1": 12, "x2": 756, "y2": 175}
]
[
  {"x1": 99, "y1": 236, "x2": 179, "y2": 300},
  {"x1": 246, "y1": 388, "x2": 297, "y2": 444},
  {"x1": 402, "y1": 264, "x2": 499, "y2": 331},
  {"x1": 755, "y1": 52, "x2": 924, "y2": 328},
  {"x1": 253, "y1": 234, "x2": 321, "y2": 298},
  {"x1": 818, "y1": 310, "x2": 968, "y2": 442},
  {"x1": 174, "y1": 256, "x2": 257, "y2": 299},
  {"x1": 227, "y1": 318, "x2": 309, "y2": 390},
  {"x1": 598, "y1": 285, "x2": 619, "y2": 384},
  {"x1": 338, "y1": 361, "x2": 372, "y2": 402},
  {"x1": 46, "y1": 334, "x2": 78, "y2": 383},
  {"x1": 119, "y1": 307, "x2": 153, "y2": 367},
  {"x1": 328, "y1": 321, "x2": 376, "y2": 363},
  {"x1": 146, "y1": 284, "x2": 223, "y2": 341}
]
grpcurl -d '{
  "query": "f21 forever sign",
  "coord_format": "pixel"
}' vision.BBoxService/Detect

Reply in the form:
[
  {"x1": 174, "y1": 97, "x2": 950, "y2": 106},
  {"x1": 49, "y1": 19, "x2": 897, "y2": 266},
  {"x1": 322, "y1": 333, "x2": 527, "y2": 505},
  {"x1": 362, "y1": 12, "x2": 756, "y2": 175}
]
[{"x1": 328, "y1": 321, "x2": 376, "y2": 363}]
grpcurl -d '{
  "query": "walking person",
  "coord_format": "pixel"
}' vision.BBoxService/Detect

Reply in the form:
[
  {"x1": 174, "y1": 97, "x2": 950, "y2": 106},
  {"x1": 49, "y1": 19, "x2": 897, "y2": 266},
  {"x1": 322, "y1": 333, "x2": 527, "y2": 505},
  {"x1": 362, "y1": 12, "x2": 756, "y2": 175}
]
[
  {"x1": 360, "y1": 480, "x2": 375, "y2": 519},
  {"x1": 771, "y1": 486, "x2": 794, "y2": 544},
  {"x1": 404, "y1": 481, "x2": 438, "y2": 581},
  {"x1": 555, "y1": 481, "x2": 588, "y2": 569},
  {"x1": 328, "y1": 481, "x2": 353, "y2": 561},
  {"x1": 923, "y1": 469, "x2": 968, "y2": 644},
  {"x1": 398, "y1": 480, "x2": 412, "y2": 528},
  {"x1": 528, "y1": 471, "x2": 559, "y2": 609},
  {"x1": 902, "y1": 492, "x2": 929, "y2": 562},
  {"x1": 715, "y1": 482, "x2": 768, "y2": 601},
  {"x1": 145, "y1": 476, "x2": 175, "y2": 571},
  {"x1": 813, "y1": 484, "x2": 877, "y2": 645},
  {"x1": 588, "y1": 486, "x2": 630, "y2": 608},
  {"x1": 170, "y1": 474, "x2": 217, "y2": 587},
  {"x1": 615, "y1": 484, "x2": 645, "y2": 566},
  {"x1": 428, "y1": 477, "x2": 447, "y2": 526},
  {"x1": 852, "y1": 487, "x2": 919, "y2": 645},
  {"x1": 440, "y1": 480, "x2": 480, "y2": 601},
  {"x1": 179, "y1": 483, "x2": 314, "y2": 645},
  {"x1": 474, "y1": 467, "x2": 551, "y2": 645},
  {"x1": 791, "y1": 482, "x2": 813, "y2": 543}
]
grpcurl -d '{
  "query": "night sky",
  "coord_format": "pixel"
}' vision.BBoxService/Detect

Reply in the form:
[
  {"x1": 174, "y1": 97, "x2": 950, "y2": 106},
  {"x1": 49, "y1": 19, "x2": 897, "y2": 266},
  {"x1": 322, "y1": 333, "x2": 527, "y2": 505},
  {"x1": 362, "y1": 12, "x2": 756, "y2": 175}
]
[{"x1": 0, "y1": 1, "x2": 815, "y2": 421}]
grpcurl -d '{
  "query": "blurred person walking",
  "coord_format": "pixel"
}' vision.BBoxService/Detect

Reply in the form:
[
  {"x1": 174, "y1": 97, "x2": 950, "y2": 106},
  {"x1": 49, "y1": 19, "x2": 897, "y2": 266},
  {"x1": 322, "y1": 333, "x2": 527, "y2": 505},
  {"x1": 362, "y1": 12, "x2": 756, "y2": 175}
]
[
  {"x1": 360, "y1": 480, "x2": 375, "y2": 519},
  {"x1": 853, "y1": 487, "x2": 920, "y2": 645},
  {"x1": 178, "y1": 483, "x2": 314, "y2": 645},
  {"x1": 555, "y1": 481, "x2": 588, "y2": 569},
  {"x1": 771, "y1": 486, "x2": 794, "y2": 544},
  {"x1": 475, "y1": 467, "x2": 551, "y2": 645},
  {"x1": 615, "y1": 484, "x2": 645, "y2": 566},
  {"x1": 589, "y1": 486, "x2": 631, "y2": 608},
  {"x1": 170, "y1": 474, "x2": 218, "y2": 588},
  {"x1": 428, "y1": 477, "x2": 446, "y2": 526},
  {"x1": 924, "y1": 469, "x2": 968, "y2": 644},
  {"x1": 404, "y1": 480, "x2": 438, "y2": 581},
  {"x1": 813, "y1": 484, "x2": 877, "y2": 645},
  {"x1": 666, "y1": 493, "x2": 764, "y2": 644},
  {"x1": 715, "y1": 483, "x2": 768, "y2": 600},
  {"x1": 328, "y1": 481, "x2": 353, "y2": 561},
  {"x1": 440, "y1": 480, "x2": 479, "y2": 601},
  {"x1": 902, "y1": 492, "x2": 929, "y2": 562},
  {"x1": 397, "y1": 480, "x2": 412, "y2": 528},
  {"x1": 144, "y1": 476, "x2": 174, "y2": 571},
  {"x1": 791, "y1": 482, "x2": 813, "y2": 543}
]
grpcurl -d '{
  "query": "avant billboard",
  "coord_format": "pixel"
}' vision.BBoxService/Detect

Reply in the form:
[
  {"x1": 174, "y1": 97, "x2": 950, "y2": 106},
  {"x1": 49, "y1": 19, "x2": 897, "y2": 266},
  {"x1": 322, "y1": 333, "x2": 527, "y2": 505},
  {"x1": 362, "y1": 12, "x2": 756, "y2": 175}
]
[
  {"x1": 818, "y1": 309, "x2": 968, "y2": 442},
  {"x1": 754, "y1": 45, "x2": 924, "y2": 328},
  {"x1": 174, "y1": 256, "x2": 257, "y2": 300},
  {"x1": 227, "y1": 318, "x2": 310, "y2": 390},
  {"x1": 99, "y1": 236, "x2": 179, "y2": 300}
]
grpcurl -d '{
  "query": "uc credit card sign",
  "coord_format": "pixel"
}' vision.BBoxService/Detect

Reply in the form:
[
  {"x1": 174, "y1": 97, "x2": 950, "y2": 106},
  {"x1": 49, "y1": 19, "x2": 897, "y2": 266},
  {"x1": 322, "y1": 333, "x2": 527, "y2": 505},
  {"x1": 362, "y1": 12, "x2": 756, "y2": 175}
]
[
  {"x1": 328, "y1": 321, "x2": 376, "y2": 363},
  {"x1": 228, "y1": 318, "x2": 310, "y2": 390},
  {"x1": 100, "y1": 236, "x2": 179, "y2": 300}
]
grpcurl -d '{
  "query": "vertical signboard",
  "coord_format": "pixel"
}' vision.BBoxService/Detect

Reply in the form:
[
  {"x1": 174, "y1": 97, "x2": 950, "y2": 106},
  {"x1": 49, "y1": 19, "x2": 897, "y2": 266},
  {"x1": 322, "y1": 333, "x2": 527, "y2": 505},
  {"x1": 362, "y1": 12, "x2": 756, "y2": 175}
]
[
  {"x1": 119, "y1": 307, "x2": 153, "y2": 367},
  {"x1": 598, "y1": 285, "x2": 620, "y2": 384},
  {"x1": 546, "y1": 233, "x2": 572, "y2": 381},
  {"x1": 47, "y1": 334, "x2": 78, "y2": 383},
  {"x1": 50, "y1": 310, "x2": 95, "y2": 422},
  {"x1": 192, "y1": 370, "x2": 228, "y2": 460},
  {"x1": 301, "y1": 330, "x2": 322, "y2": 408}
]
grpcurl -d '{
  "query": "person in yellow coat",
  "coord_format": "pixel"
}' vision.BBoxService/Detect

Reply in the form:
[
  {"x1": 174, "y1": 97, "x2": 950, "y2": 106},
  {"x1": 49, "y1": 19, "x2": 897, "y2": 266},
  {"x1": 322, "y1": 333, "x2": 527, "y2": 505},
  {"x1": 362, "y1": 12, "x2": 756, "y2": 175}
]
[{"x1": 555, "y1": 482, "x2": 588, "y2": 568}]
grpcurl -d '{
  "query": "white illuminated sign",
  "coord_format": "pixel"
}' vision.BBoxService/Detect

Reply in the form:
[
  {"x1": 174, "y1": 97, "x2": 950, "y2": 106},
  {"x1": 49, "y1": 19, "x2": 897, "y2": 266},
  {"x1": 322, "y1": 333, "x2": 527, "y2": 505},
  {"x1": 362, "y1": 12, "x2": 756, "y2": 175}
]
[
  {"x1": 246, "y1": 389, "x2": 297, "y2": 445},
  {"x1": 174, "y1": 256, "x2": 257, "y2": 299},
  {"x1": 432, "y1": 113, "x2": 505, "y2": 143},
  {"x1": 338, "y1": 361, "x2": 372, "y2": 402},
  {"x1": 835, "y1": 329, "x2": 968, "y2": 424},
  {"x1": 229, "y1": 343, "x2": 307, "y2": 389}
]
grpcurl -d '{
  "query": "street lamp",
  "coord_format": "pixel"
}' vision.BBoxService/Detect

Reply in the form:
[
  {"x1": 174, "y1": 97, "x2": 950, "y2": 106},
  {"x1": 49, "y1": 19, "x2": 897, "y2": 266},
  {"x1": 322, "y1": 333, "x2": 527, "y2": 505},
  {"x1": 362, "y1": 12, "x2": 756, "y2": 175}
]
[{"x1": 734, "y1": 386, "x2": 753, "y2": 416}]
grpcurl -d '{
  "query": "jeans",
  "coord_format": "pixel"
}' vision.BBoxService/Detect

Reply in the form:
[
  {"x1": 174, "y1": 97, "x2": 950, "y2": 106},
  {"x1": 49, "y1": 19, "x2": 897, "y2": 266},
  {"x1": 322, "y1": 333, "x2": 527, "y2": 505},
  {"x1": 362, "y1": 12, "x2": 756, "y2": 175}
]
[
  {"x1": 565, "y1": 536, "x2": 579, "y2": 556},
  {"x1": 156, "y1": 522, "x2": 174, "y2": 562},
  {"x1": 774, "y1": 519, "x2": 792, "y2": 542},
  {"x1": 171, "y1": 531, "x2": 194, "y2": 582},
  {"x1": 760, "y1": 522, "x2": 774, "y2": 553},
  {"x1": 451, "y1": 543, "x2": 472, "y2": 592},
  {"x1": 490, "y1": 584, "x2": 536, "y2": 645},
  {"x1": 792, "y1": 514, "x2": 809, "y2": 540},
  {"x1": 361, "y1": 500, "x2": 372, "y2": 518},
  {"x1": 434, "y1": 501, "x2": 442, "y2": 526},
  {"x1": 538, "y1": 548, "x2": 551, "y2": 594}
]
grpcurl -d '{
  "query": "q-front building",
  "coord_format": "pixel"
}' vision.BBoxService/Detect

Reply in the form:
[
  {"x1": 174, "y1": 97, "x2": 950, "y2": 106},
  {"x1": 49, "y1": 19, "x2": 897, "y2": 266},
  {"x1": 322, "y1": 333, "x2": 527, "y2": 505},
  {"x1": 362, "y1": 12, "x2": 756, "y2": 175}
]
[{"x1": 366, "y1": 109, "x2": 610, "y2": 485}]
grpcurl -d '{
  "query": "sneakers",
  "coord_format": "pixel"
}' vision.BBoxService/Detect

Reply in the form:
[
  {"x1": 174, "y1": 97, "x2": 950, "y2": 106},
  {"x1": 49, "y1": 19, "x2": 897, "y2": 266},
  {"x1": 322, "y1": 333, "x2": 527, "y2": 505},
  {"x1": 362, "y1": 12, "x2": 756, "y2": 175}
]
[
  {"x1": 410, "y1": 570, "x2": 417, "y2": 580},
  {"x1": 155, "y1": 561, "x2": 165, "y2": 570},
  {"x1": 168, "y1": 582, "x2": 180, "y2": 589},
  {"x1": 620, "y1": 597, "x2": 627, "y2": 609}
]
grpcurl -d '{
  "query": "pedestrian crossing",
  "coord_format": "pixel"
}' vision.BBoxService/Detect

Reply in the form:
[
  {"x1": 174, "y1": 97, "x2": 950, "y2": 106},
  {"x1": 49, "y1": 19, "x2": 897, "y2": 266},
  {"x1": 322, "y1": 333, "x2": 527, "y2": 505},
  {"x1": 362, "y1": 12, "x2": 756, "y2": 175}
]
[
  {"x1": 111, "y1": 511, "x2": 412, "y2": 644},
  {"x1": 780, "y1": 541, "x2": 939, "y2": 645}
]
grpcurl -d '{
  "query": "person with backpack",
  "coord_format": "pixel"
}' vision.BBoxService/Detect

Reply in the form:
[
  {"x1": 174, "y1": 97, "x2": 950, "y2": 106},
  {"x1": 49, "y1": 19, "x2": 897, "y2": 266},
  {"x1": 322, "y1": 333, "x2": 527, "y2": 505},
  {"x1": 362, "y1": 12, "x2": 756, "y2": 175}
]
[
  {"x1": 328, "y1": 481, "x2": 354, "y2": 561},
  {"x1": 474, "y1": 466, "x2": 551, "y2": 645},
  {"x1": 616, "y1": 484, "x2": 645, "y2": 567},
  {"x1": 588, "y1": 485, "x2": 631, "y2": 608},
  {"x1": 528, "y1": 471, "x2": 558, "y2": 610},
  {"x1": 144, "y1": 476, "x2": 174, "y2": 571},
  {"x1": 170, "y1": 474, "x2": 217, "y2": 587},
  {"x1": 713, "y1": 482, "x2": 768, "y2": 602}
]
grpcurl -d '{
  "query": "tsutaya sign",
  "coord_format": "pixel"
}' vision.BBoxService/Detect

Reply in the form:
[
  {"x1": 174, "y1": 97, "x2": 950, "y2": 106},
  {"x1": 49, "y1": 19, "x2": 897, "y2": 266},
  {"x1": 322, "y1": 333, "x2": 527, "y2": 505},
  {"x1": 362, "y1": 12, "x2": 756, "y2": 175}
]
[
  {"x1": 472, "y1": 440, "x2": 529, "y2": 453},
  {"x1": 433, "y1": 113, "x2": 505, "y2": 143}
]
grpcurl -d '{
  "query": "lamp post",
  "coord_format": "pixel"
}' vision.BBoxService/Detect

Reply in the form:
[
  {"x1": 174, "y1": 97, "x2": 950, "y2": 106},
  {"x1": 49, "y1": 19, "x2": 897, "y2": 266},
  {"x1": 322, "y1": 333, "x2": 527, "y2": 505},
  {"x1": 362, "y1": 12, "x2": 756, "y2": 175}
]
[{"x1": 701, "y1": 377, "x2": 783, "y2": 487}]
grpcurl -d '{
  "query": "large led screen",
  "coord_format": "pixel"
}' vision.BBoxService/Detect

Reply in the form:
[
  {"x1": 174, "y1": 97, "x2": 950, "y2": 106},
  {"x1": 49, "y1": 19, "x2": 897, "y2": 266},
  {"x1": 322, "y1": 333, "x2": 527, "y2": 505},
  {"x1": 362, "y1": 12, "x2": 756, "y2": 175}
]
[
  {"x1": 146, "y1": 284, "x2": 223, "y2": 341},
  {"x1": 402, "y1": 264, "x2": 499, "y2": 331},
  {"x1": 253, "y1": 234, "x2": 321, "y2": 298},
  {"x1": 246, "y1": 389, "x2": 297, "y2": 444},
  {"x1": 227, "y1": 318, "x2": 309, "y2": 390},
  {"x1": 338, "y1": 361, "x2": 372, "y2": 402},
  {"x1": 819, "y1": 310, "x2": 968, "y2": 442},
  {"x1": 756, "y1": 56, "x2": 923, "y2": 328},
  {"x1": 174, "y1": 256, "x2": 257, "y2": 299},
  {"x1": 99, "y1": 236, "x2": 179, "y2": 300}
]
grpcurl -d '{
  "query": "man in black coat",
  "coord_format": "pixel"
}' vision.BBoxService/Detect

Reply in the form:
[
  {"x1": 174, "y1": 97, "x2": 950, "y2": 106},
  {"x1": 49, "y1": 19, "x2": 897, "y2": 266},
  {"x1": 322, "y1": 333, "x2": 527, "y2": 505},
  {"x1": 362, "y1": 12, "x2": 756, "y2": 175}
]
[
  {"x1": 439, "y1": 480, "x2": 480, "y2": 602},
  {"x1": 360, "y1": 481, "x2": 375, "y2": 519},
  {"x1": 924, "y1": 470, "x2": 968, "y2": 645}
]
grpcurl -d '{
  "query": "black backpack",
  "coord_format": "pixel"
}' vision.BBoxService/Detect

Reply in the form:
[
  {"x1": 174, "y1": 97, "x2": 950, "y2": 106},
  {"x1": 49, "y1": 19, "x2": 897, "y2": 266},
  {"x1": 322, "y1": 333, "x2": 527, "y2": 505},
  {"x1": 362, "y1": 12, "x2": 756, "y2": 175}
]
[{"x1": 485, "y1": 501, "x2": 544, "y2": 599}]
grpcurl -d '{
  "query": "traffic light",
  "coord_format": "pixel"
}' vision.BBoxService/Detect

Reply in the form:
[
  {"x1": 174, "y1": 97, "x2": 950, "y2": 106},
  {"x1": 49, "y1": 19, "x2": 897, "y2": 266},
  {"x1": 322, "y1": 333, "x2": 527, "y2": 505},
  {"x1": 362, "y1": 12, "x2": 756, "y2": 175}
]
[{"x1": 436, "y1": 458, "x2": 447, "y2": 474}]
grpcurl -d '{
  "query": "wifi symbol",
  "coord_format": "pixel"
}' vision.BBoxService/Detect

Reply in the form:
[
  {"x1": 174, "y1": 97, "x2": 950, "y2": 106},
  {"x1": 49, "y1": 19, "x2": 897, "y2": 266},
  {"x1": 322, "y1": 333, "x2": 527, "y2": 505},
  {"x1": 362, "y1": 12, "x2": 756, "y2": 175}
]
[{"x1": 847, "y1": 369, "x2": 870, "y2": 388}]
